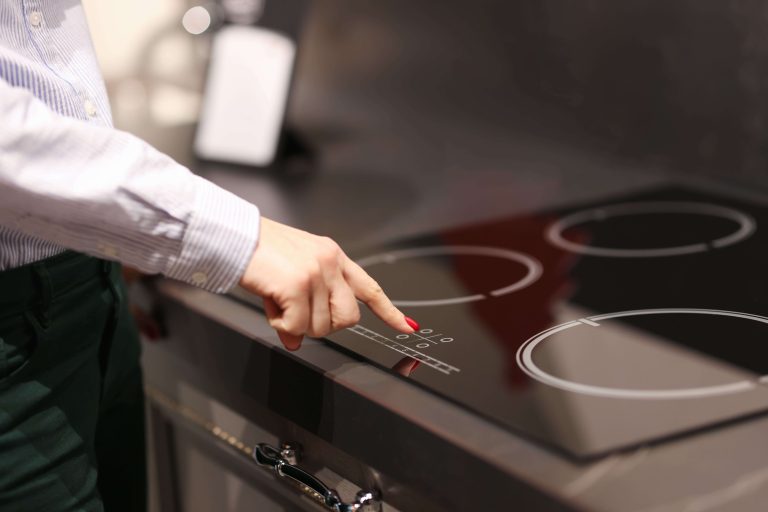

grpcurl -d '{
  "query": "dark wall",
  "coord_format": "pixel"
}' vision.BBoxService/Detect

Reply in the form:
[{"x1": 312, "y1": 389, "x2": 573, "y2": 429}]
[
  {"x1": 505, "y1": 0, "x2": 768, "y2": 178},
  {"x1": 290, "y1": 0, "x2": 768, "y2": 180}
]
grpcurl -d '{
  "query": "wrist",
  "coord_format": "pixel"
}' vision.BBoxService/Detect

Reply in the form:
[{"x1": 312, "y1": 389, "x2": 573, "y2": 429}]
[{"x1": 165, "y1": 176, "x2": 261, "y2": 293}]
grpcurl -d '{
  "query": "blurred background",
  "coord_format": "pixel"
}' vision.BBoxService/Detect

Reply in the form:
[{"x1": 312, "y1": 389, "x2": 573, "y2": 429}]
[{"x1": 83, "y1": 0, "x2": 768, "y2": 184}]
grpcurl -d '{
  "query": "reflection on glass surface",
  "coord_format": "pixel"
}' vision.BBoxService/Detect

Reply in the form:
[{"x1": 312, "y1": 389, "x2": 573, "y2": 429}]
[
  {"x1": 324, "y1": 186, "x2": 768, "y2": 458},
  {"x1": 392, "y1": 357, "x2": 422, "y2": 377}
]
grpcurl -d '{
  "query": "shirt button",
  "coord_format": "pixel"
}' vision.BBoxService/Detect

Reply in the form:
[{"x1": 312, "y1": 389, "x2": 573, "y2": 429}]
[
  {"x1": 29, "y1": 11, "x2": 42, "y2": 27},
  {"x1": 191, "y1": 272, "x2": 208, "y2": 286},
  {"x1": 84, "y1": 99, "x2": 97, "y2": 117}
]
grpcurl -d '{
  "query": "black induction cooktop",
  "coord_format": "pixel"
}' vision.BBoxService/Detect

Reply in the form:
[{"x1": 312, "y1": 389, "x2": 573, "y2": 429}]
[{"x1": 322, "y1": 185, "x2": 768, "y2": 458}]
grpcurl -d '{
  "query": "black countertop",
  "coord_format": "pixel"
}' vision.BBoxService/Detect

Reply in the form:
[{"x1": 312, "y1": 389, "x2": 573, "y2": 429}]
[{"x1": 136, "y1": 127, "x2": 768, "y2": 510}]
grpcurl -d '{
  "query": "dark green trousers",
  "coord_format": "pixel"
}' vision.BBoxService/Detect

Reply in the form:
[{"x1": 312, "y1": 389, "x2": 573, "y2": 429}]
[{"x1": 0, "y1": 252, "x2": 146, "y2": 512}]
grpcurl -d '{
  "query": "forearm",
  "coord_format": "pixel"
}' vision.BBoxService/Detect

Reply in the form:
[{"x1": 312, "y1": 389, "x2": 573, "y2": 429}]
[{"x1": 0, "y1": 80, "x2": 259, "y2": 292}]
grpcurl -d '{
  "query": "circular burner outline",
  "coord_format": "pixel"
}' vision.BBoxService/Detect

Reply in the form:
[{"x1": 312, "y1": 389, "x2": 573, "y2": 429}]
[
  {"x1": 546, "y1": 202, "x2": 756, "y2": 257},
  {"x1": 356, "y1": 245, "x2": 543, "y2": 307},
  {"x1": 516, "y1": 308, "x2": 768, "y2": 400}
]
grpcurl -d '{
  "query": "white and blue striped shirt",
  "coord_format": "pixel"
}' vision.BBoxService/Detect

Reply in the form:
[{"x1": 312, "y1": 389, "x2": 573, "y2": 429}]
[{"x1": 0, "y1": 0, "x2": 260, "y2": 292}]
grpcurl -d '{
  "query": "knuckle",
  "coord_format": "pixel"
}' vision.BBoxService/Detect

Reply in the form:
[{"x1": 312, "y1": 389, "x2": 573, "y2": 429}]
[
  {"x1": 317, "y1": 238, "x2": 341, "y2": 264},
  {"x1": 331, "y1": 317, "x2": 351, "y2": 330},
  {"x1": 334, "y1": 309, "x2": 361, "y2": 330},
  {"x1": 311, "y1": 326, "x2": 330, "y2": 338},
  {"x1": 320, "y1": 236, "x2": 339, "y2": 249},
  {"x1": 367, "y1": 282, "x2": 384, "y2": 300},
  {"x1": 316, "y1": 253, "x2": 332, "y2": 268},
  {"x1": 294, "y1": 274, "x2": 312, "y2": 291},
  {"x1": 307, "y1": 264, "x2": 321, "y2": 282},
  {"x1": 285, "y1": 324, "x2": 305, "y2": 336}
]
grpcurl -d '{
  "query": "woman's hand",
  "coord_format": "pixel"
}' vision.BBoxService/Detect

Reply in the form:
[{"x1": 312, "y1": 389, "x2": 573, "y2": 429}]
[{"x1": 239, "y1": 218, "x2": 417, "y2": 350}]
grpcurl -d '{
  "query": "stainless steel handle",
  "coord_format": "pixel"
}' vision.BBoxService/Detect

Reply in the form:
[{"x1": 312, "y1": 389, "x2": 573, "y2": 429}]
[
  {"x1": 145, "y1": 388, "x2": 382, "y2": 511},
  {"x1": 253, "y1": 442, "x2": 382, "y2": 512}
]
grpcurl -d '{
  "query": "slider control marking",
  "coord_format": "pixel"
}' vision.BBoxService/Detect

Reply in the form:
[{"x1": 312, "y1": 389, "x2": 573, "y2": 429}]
[{"x1": 348, "y1": 325, "x2": 461, "y2": 375}]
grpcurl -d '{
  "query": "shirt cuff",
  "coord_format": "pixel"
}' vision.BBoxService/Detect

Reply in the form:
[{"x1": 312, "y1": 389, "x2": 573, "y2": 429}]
[{"x1": 165, "y1": 175, "x2": 260, "y2": 293}]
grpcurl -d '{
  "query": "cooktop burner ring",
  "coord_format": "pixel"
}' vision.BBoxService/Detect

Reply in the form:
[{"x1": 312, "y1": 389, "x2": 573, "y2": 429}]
[
  {"x1": 516, "y1": 308, "x2": 768, "y2": 400},
  {"x1": 546, "y1": 202, "x2": 756, "y2": 257},
  {"x1": 356, "y1": 245, "x2": 543, "y2": 307}
]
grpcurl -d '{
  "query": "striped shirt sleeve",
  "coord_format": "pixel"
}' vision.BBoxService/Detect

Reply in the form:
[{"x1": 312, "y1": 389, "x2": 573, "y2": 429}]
[{"x1": 0, "y1": 78, "x2": 260, "y2": 293}]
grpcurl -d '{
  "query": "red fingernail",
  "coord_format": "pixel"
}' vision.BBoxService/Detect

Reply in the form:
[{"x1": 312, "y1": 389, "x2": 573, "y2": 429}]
[
  {"x1": 411, "y1": 360, "x2": 421, "y2": 370},
  {"x1": 404, "y1": 316, "x2": 419, "y2": 331}
]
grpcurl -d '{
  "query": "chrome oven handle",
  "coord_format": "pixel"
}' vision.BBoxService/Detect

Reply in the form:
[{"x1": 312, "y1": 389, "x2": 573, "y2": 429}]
[{"x1": 253, "y1": 442, "x2": 382, "y2": 512}]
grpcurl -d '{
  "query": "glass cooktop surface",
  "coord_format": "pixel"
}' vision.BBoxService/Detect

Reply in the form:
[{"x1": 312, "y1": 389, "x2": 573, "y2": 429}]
[{"x1": 320, "y1": 186, "x2": 768, "y2": 458}]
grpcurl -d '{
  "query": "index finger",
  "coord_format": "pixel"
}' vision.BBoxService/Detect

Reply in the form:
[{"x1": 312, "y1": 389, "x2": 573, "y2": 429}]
[{"x1": 341, "y1": 255, "x2": 416, "y2": 333}]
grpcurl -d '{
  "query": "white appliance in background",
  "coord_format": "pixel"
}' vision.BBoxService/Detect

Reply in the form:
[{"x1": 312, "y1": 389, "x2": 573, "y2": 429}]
[{"x1": 195, "y1": 24, "x2": 296, "y2": 167}]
